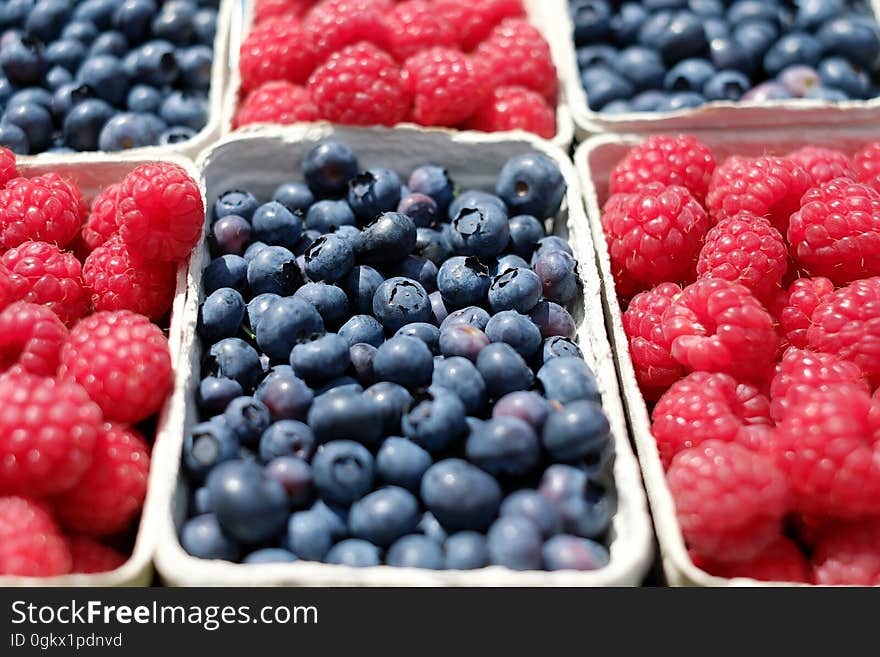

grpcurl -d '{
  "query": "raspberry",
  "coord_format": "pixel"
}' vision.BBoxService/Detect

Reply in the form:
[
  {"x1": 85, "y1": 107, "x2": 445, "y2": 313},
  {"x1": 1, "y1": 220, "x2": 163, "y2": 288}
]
[
  {"x1": 705, "y1": 155, "x2": 812, "y2": 233},
  {"x1": 254, "y1": 0, "x2": 313, "y2": 24},
  {"x1": 609, "y1": 135, "x2": 716, "y2": 203},
  {"x1": 778, "y1": 276, "x2": 834, "y2": 349},
  {"x1": 387, "y1": 1, "x2": 457, "y2": 63},
  {"x1": 852, "y1": 141, "x2": 880, "y2": 195},
  {"x1": 652, "y1": 371, "x2": 771, "y2": 468},
  {"x1": 0, "y1": 146, "x2": 16, "y2": 186},
  {"x1": 54, "y1": 424, "x2": 150, "y2": 537},
  {"x1": 695, "y1": 537, "x2": 812, "y2": 583},
  {"x1": 812, "y1": 519, "x2": 880, "y2": 586},
  {"x1": 0, "y1": 174, "x2": 84, "y2": 249},
  {"x1": 622, "y1": 282, "x2": 683, "y2": 400},
  {"x1": 238, "y1": 19, "x2": 317, "y2": 94},
  {"x1": 464, "y1": 85, "x2": 556, "y2": 138},
  {"x1": 0, "y1": 373, "x2": 101, "y2": 496},
  {"x1": 234, "y1": 81, "x2": 318, "y2": 128},
  {"x1": 1, "y1": 240, "x2": 88, "y2": 326},
  {"x1": 435, "y1": 0, "x2": 525, "y2": 51},
  {"x1": 696, "y1": 213, "x2": 787, "y2": 302},
  {"x1": 769, "y1": 347, "x2": 868, "y2": 422},
  {"x1": 303, "y1": 0, "x2": 390, "y2": 62},
  {"x1": 117, "y1": 162, "x2": 204, "y2": 263},
  {"x1": 307, "y1": 42, "x2": 410, "y2": 127},
  {"x1": 0, "y1": 263, "x2": 12, "y2": 311},
  {"x1": 0, "y1": 302, "x2": 68, "y2": 376},
  {"x1": 787, "y1": 177, "x2": 880, "y2": 285},
  {"x1": 67, "y1": 535, "x2": 127, "y2": 574},
  {"x1": 0, "y1": 497, "x2": 71, "y2": 577},
  {"x1": 661, "y1": 278, "x2": 779, "y2": 380},
  {"x1": 786, "y1": 145, "x2": 854, "y2": 186},
  {"x1": 80, "y1": 183, "x2": 119, "y2": 251},
  {"x1": 59, "y1": 311, "x2": 172, "y2": 424},
  {"x1": 474, "y1": 18, "x2": 557, "y2": 103},
  {"x1": 83, "y1": 237, "x2": 177, "y2": 320},
  {"x1": 806, "y1": 277, "x2": 880, "y2": 386},
  {"x1": 601, "y1": 184, "x2": 710, "y2": 297},
  {"x1": 404, "y1": 48, "x2": 484, "y2": 127}
]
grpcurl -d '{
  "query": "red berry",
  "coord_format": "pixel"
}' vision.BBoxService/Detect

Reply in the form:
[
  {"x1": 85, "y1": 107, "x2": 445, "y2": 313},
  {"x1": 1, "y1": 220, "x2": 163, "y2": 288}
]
[
  {"x1": 59, "y1": 310, "x2": 172, "y2": 424},
  {"x1": 404, "y1": 48, "x2": 484, "y2": 127},
  {"x1": 1, "y1": 240, "x2": 88, "y2": 327},
  {"x1": 435, "y1": 0, "x2": 525, "y2": 52},
  {"x1": 610, "y1": 135, "x2": 716, "y2": 203},
  {"x1": 0, "y1": 496, "x2": 71, "y2": 577},
  {"x1": 662, "y1": 277, "x2": 778, "y2": 380},
  {"x1": 307, "y1": 42, "x2": 410, "y2": 127},
  {"x1": 0, "y1": 373, "x2": 101, "y2": 496},
  {"x1": 387, "y1": 0, "x2": 457, "y2": 62},
  {"x1": 464, "y1": 85, "x2": 556, "y2": 138},
  {"x1": 812, "y1": 519, "x2": 880, "y2": 586},
  {"x1": 234, "y1": 81, "x2": 318, "y2": 128},
  {"x1": 0, "y1": 302, "x2": 68, "y2": 377},
  {"x1": 303, "y1": 0, "x2": 390, "y2": 62},
  {"x1": 54, "y1": 423, "x2": 150, "y2": 537},
  {"x1": 80, "y1": 183, "x2": 119, "y2": 251},
  {"x1": 787, "y1": 145, "x2": 854, "y2": 186},
  {"x1": 474, "y1": 18, "x2": 557, "y2": 103},
  {"x1": 695, "y1": 537, "x2": 812, "y2": 583},
  {"x1": 0, "y1": 262, "x2": 12, "y2": 312},
  {"x1": 806, "y1": 277, "x2": 880, "y2": 386},
  {"x1": 254, "y1": 0, "x2": 313, "y2": 24},
  {"x1": 239, "y1": 19, "x2": 317, "y2": 94},
  {"x1": 696, "y1": 212, "x2": 787, "y2": 302},
  {"x1": 83, "y1": 237, "x2": 177, "y2": 319},
  {"x1": 0, "y1": 174, "x2": 85, "y2": 249},
  {"x1": 652, "y1": 371, "x2": 771, "y2": 468},
  {"x1": 706, "y1": 155, "x2": 812, "y2": 233},
  {"x1": 852, "y1": 141, "x2": 880, "y2": 195},
  {"x1": 0, "y1": 146, "x2": 17, "y2": 187},
  {"x1": 602, "y1": 184, "x2": 710, "y2": 297},
  {"x1": 67, "y1": 535, "x2": 127, "y2": 574},
  {"x1": 622, "y1": 282, "x2": 682, "y2": 400},
  {"x1": 117, "y1": 162, "x2": 204, "y2": 263},
  {"x1": 778, "y1": 276, "x2": 834, "y2": 349}
]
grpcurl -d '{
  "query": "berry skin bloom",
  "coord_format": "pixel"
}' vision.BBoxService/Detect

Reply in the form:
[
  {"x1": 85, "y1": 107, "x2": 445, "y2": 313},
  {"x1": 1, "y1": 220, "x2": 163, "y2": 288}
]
[
  {"x1": 0, "y1": 373, "x2": 102, "y2": 496},
  {"x1": 787, "y1": 177, "x2": 880, "y2": 285},
  {"x1": 812, "y1": 519, "x2": 880, "y2": 586},
  {"x1": 238, "y1": 19, "x2": 317, "y2": 94},
  {"x1": 0, "y1": 302, "x2": 68, "y2": 377},
  {"x1": 601, "y1": 183, "x2": 710, "y2": 297},
  {"x1": 0, "y1": 174, "x2": 85, "y2": 249},
  {"x1": 667, "y1": 440, "x2": 789, "y2": 563},
  {"x1": 778, "y1": 276, "x2": 834, "y2": 349},
  {"x1": 806, "y1": 277, "x2": 880, "y2": 386},
  {"x1": 705, "y1": 155, "x2": 812, "y2": 233},
  {"x1": 696, "y1": 212, "x2": 787, "y2": 302},
  {"x1": 117, "y1": 162, "x2": 204, "y2": 263},
  {"x1": 786, "y1": 146, "x2": 854, "y2": 186},
  {"x1": 83, "y1": 237, "x2": 177, "y2": 320},
  {"x1": 1, "y1": 240, "x2": 89, "y2": 327},
  {"x1": 59, "y1": 310, "x2": 173, "y2": 424},
  {"x1": 651, "y1": 371, "x2": 771, "y2": 468},
  {"x1": 54, "y1": 424, "x2": 150, "y2": 538},
  {"x1": 67, "y1": 535, "x2": 127, "y2": 574},
  {"x1": 609, "y1": 134, "x2": 716, "y2": 203},
  {"x1": 80, "y1": 183, "x2": 119, "y2": 251},
  {"x1": 307, "y1": 42, "x2": 410, "y2": 127},
  {"x1": 0, "y1": 146, "x2": 17, "y2": 186},
  {"x1": 387, "y1": 0, "x2": 457, "y2": 63},
  {"x1": 404, "y1": 48, "x2": 484, "y2": 127},
  {"x1": 0, "y1": 496, "x2": 72, "y2": 577},
  {"x1": 852, "y1": 141, "x2": 880, "y2": 195},
  {"x1": 435, "y1": 0, "x2": 526, "y2": 52},
  {"x1": 694, "y1": 537, "x2": 812, "y2": 583},
  {"x1": 464, "y1": 85, "x2": 556, "y2": 139},
  {"x1": 661, "y1": 277, "x2": 779, "y2": 381},
  {"x1": 234, "y1": 81, "x2": 317, "y2": 128},
  {"x1": 622, "y1": 282, "x2": 683, "y2": 400},
  {"x1": 302, "y1": 0, "x2": 391, "y2": 62}
]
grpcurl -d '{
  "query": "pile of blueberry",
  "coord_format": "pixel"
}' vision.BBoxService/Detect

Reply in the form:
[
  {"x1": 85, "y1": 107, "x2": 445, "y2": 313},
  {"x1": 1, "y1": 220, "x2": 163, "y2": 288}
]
[
  {"x1": 571, "y1": 0, "x2": 880, "y2": 113},
  {"x1": 179, "y1": 141, "x2": 616, "y2": 572},
  {"x1": 0, "y1": 0, "x2": 218, "y2": 154}
]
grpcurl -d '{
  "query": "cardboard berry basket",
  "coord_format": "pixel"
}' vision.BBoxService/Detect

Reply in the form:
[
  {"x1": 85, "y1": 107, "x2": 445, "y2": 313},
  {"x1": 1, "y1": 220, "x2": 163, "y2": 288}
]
[
  {"x1": 574, "y1": 129, "x2": 880, "y2": 587},
  {"x1": 553, "y1": 0, "x2": 880, "y2": 138},
  {"x1": 152, "y1": 124, "x2": 654, "y2": 586},
  {"x1": 0, "y1": 153, "x2": 202, "y2": 587},
  {"x1": 221, "y1": 0, "x2": 575, "y2": 152}
]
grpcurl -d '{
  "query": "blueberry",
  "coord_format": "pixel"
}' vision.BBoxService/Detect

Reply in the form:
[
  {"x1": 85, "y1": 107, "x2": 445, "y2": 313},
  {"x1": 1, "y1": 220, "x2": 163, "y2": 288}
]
[
  {"x1": 804, "y1": 85, "x2": 850, "y2": 101},
  {"x1": 476, "y1": 343, "x2": 534, "y2": 398},
  {"x1": 487, "y1": 516, "x2": 543, "y2": 570},
  {"x1": 180, "y1": 514, "x2": 240, "y2": 561},
  {"x1": 266, "y1": 456, "x2": 313, "y2": 507},
  {"x1": 348, "y1": 168, "x2": 402, "y2": 223},
  {"x1": 466, "y1": 415, "x2": 540, "y2": 478},
  {"x1": 577, "y1": 44, "x2": 617, "y2": 70},
  {"x1": 89, "y1": 31, "x2": 129, "y2": 57},
  {"x1": 610, "y1": 3, "x2": 648, "y2": 44},
  {"x1": 292, "y1": 282, "x2": 349, "y2": 331},
  {"x1": 249, "y1": 201, "x2": 301, "y2": 250},
  {"x1": 501, "y1": 490, "x2": 563, "y2": 538},
  {"x1": 210, "y1": 214, "x2": 250, "y2": 257},
  {"x1": 341, "y1": 265, "x2": 384, "y2": 316},
  {"x1": 485, "y1": 310, "x2": 542, "y2": 359},
  {"x1": 543, "y1": 400, "x2": 611, "y2": 463},
  {"x1": 243, "y1": 241, "x2": 268, "y2": 264},
  {"x1": 0, "y1": 0, "x2": 35, "y2": 29},
  {"x1": 449, "y1": 205, "x2": 510, "y2": 259},
  {"x1": 311, "y1": 440, "x2": 375, "y2": 505},
  {"x1": 539, "y1": 465, "x2": 613, "y2": 539},
  {"x1": 709, "y1": 36, "x2": 753, "y2": 73},
  {"x1": 348, "y1": 486, "x2": 420, "y2": 547},
  {"x1": 183, "y1": 420, "x2": 239, "y2": 481},
  {"x1": 662, "y1": 58, "x2": 714, "y2": 92},
  {"x1": 614, "y1": 46, "x2": 665, "y2": 90},
  {"x1": 73, "y1": 0, "x2": 117, "y2": 29},
  {"x1": 152, "y1": 0, "x2": 197, "y2": 45},
  {"x1": 45, "y1": 38, "x2": 86, "y2": 73},
  {"x1": 159, "y1": 91, "x2": 207, "y2": 130},
  {"x1": 287, "y1": 510, "x2": 333, "y2": 561},
  {"x1": 376, "y1": 437, "x2": 432, "y2": 493},
  {"x1": 492, "y1": 391, "x2": 552, "y2": 432},
  {"x1": 397, "y1": 193, "x2": 439, "y2": 228},
  {"x1": 356, "y1": 213, "x2": 416, "y2": 268},
  {"x1": 207, "y1": 337, "x2": 262, "y2": 390},
  {"x1": 402, "y1": 389, "x2": 467, "y2": 453},
  {"x1": 193, "y1": 7, "x2": 217, "y2": 45},
  {"x1": 0, "y1": 122, "x2": 28, "y2": 153},
  {"x1": 325, "y1": 539, "x2": 380, "y2": 567},
  {"x1": 291, "y1": 333, "x2": 350, "y2": 382},
  {"x1": 0, "y1": 35, "x2": 45, "y2": 86},
  {"x1": 363, "y1": 381, "x2": 412, "y2": 436},
  {"x1": 415, "y1": 511, "x2": 446, "y2": 544},
  {"x1": 537, "y1": 356, "x2": 599, "y2": 405},
  {"x1": 207, "y1": 459, "x2": 288, "y2": 544},
  {"x1": 438, "y1": 324, "x2": 489, "y2": 362},
  {"x1": 601, "y1": 100, "x2": 632, "y2": 113},
  {"x1": 197, "y1": 376, "x2": 243, "y2": 416},
  {"x1": 243, "y1": 548, "x2": 297, "y2": 564},
  {"x1": 387, "y1": 534, "x2": 444, "y2": 569},
  {"x1": 372, "y1": 277, "x2": 432, "y2": 333},
  {"x1": 444, "y1": 532, "x2": 488, "y2": 569},
  {"x1": 259, "y1": 420, "x2": 315, "y2": 462},
  {"x1": 307, "y1": 391, "x2": 382, "y2": 446},
  {"x1": 303, "y1": 234, "x2": 355, "y2": 283},
  {"x1": 777, "y1": 65, "x2": 821, "y2": 97},
  {"x1": 45, "y1": 65, "x2": 72, "y2": 89},
  {"x1": 742, "y1": 80, "x2": 793, "y2": 100},
  {"x1": 429, "y1": 291, "x2": 448, "y2": 325},
  {"x1": 534, "y1": 235, "x2": 574, "y2": 265},
  {"x1": 215, "y1": 189, "x2": 259, "y2": 222},
  {"x1": 542, "y1": 336, "x2": 584, "y2": 363},
  {"x1": 247, "y1": 245, "x2": 303, "y2": 296},
  {"x1": 542, "y1": 535, "x2": 609, "y2": 571},
  {"x1": 78, "y1": 54, "x2": 129, "y2": 106},
  {"x1": 489, "y1": 267, "x2": 542, "y2": 313},
  {"x1": 98, "y1": 112, "x2": 161, "y2": 151},
  {"x1": 507, "y1": 214, "x2": 544, "y2": 259},
  {"x1": 570, "y1": 0, "x2": 612, "y2": 45},
  {"x1": 529, "y1": 300, "x2": 576, "y2": 339},
  {"x1": 339, "y1": 314, "x2": 384, "y2": 348},
  {"x1": 255, "y1": 297, "x2": 324, "y2": 362},
  {"x1": 727, "y1": 0, "x2": 782, "y2": 27},
  {"x1": 583, "y1": 68, "x2": 635, "y2": 109},
  {"x1": 763, "y1": 32, "x2": 822, "y2": 76},
  {"x1": 437, "y1": 256, "x2": 490, "y2": 308},
  {"x1": 818, "y1": 57, "x2": 870, "y2": 98},
  {"x1": 535, "y1": 251, "x2": 578, "y2": 305},
  {"x1": 126, "y1": 39, "x2": 179, "y2": 87},
  {"x1": 204, "y1": 254, "x2": 248, "y2": 294},
  {"x1": 221, "y1": 396, "x2": 271, "y2": 447},
  {"x1": 198, "y1": 287, "x2": 245, "y2": 342},
  {"x1": 62, "y1": 21, "x2": 100, "y2": 44},
  {"x1": 389, "y1": 255, "x2": 437, "y2": 292},
  {"x1": 448, "y1": 189, "x2": 506, "y2": 221},
  {"x1": 246, "y1": 293, "x2": 279, "y2": 332},
  {"x1": 639, "y1": 10, "x2": 708, "y2": 65},
  {"x1": 255, "y1": 366, "x2": 314, "y2": 421},
  {"x1": 303, "y1": 141, "x2": 359, "y2": 198},
  {"x1": 192, "y1": 486, "x2": 213, "y2": 515},
  {"x1": 439, "y1": 306, "x2": 491, "y2": 332},
  {"x1": 431, "y1": 356, "x2": 487, "y2": 415},
  {"x1": 303, "y1": 199, "x2": 354, "y2": 233},
  {"x1": 2, "y1": 102, "x2": 51, "y2": 153},
  {"x1": 817, "y1": 17, "x2": 880, "y2": 69},
  {"x1": 408, "y1": 165, "x2": 454, "y2": 212},
  {"x1": 496, "y1": 153, "x2": 566, "y2": 219},
  {"x1": 273, "y1": 182, "x2": 314, "y2": 215},
  {"x1": 689, "y1": 0, "x2": 723, "y2": 16},
  {"x1": 703, "y1": 70, "x2": 752, "y2": 101},
  {"x1": 113, "y1": 0, "x2": 158, "y2": 43},
  {"x1": 794, "y1": 0, "x2": 844, "y2": 30},
  {"x1": 421, "y1": 459, "x2": 502, "y2": 532}
]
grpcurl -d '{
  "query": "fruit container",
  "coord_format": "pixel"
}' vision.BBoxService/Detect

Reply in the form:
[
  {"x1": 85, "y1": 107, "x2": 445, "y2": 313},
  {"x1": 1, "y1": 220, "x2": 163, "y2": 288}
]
[
  {"x1": 221, "y1": 0, "x2": 575, "y2": 151},
  {"x1": 0, "y1": 153, "x2": 200, "y2": 587},
  {"x1": 575, "y1": 129, "x2": 880, "y2": 586},
  {"x1": 152, "y1": 124, "x2": 653, "y2": 586},
  {"x1": 555, "y1": 0, "x2": 880, "y2": 138}
]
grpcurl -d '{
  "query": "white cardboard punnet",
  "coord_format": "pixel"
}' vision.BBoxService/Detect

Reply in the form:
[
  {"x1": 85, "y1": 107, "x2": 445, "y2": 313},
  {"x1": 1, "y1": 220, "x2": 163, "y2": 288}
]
[{"x1": 153, "y1": 124, "x2": 654, "y2": 586}]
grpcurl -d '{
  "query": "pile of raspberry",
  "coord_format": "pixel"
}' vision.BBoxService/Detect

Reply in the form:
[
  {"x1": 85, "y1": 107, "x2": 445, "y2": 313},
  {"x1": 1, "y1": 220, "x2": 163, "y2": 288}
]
[
  {"x1": 234, "y1": 0, "x2": 559, "y2": 139},
  {"x1": 607, "y1": 134, "x2": 880, "y2": 585},
  {"x1": 0, "y1": 147, "x2": 203, "y2": 578}
]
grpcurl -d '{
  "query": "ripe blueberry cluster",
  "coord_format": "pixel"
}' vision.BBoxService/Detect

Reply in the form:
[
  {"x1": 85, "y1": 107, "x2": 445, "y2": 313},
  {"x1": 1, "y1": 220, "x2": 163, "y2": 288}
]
[
  {"x1": 572, "y1": 0, "x2": 880, "y2": 113},
  {"x1": 0, "y1": 0, "x2": 218, "y2": 154},
  {"x1": 180, "y1": 141, "x2": 616, "y2": 572}
]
